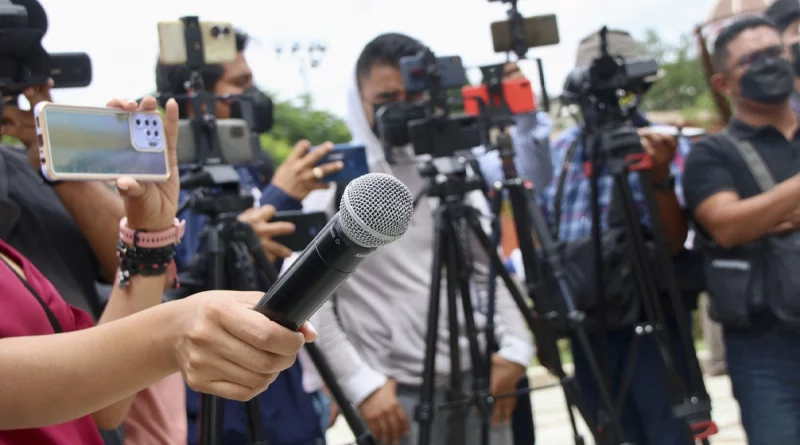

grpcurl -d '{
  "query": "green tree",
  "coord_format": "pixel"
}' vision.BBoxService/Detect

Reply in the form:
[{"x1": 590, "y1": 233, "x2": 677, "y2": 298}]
[
  {"x1": 260, "y1": 92, "x2": 351, "y2": 166},
  {"x1": 638, "y1": 30, "x2": 710, "y2": 112}
]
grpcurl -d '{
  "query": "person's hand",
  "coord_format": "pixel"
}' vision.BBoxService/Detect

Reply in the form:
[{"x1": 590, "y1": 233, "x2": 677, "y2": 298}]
[
  {"x1": 111, "y1": 96, "x2": 180, "y2": 231},
  {"x1": 0, "y1": 79, "x2": 53, "y2": 168},
  {"x1": 237, "y1": 205, "x2": 295, "y2": 261},
  {"x1": 359, "y1": 379, "x2": 410, "y2": 444},
  {"x1": 174, "y1": 291, "x2": 316, "y2": 401},
  {"x1": 638, "y1": 127, "x2": 678, "y2": 182},
  {"x1": 489, "y1": 354, "x2": 526, "y2": 427},
  {"x1": 770, "y1": 207, "x2": 800, "y2": 234},
  {"x1": 270, "y1": 140, "x2": 344, "y2": 201},
  {"x1": 503, "y1": 62, "x2": 524, "y2": 80}
]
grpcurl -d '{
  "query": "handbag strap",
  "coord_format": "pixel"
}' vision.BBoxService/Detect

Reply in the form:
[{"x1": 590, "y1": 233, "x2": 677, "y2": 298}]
[
  {"x1": 718, "y1": 128, "x2": 776, "y2": 192},
  {"x1": 0, "y1": 254, "x2": 63, "y2": 333},
  {"x1": 553, "y1": 135, "x2": 583, "y2": 239}
]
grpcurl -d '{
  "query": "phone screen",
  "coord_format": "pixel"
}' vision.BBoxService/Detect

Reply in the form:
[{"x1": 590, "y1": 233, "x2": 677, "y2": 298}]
[{"x1": 43, "y1": 107, "x2": 168, "y2": 177}]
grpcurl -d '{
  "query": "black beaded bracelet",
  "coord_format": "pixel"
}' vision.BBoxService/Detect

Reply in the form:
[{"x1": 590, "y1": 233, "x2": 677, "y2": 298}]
[{"x1": 117, "y1": 240, "x2": 177, "y2": 289}]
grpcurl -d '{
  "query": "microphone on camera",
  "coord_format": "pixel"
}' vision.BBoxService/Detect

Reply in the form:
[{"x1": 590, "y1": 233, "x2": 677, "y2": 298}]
[{"x1": 254, "y1": 173, "x2": 414, "y2": 330}]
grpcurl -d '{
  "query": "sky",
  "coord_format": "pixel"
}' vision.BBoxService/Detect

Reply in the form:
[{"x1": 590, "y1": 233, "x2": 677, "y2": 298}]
[{"x1": 39, "y1": 0, "x2": 720, "y2": 119}]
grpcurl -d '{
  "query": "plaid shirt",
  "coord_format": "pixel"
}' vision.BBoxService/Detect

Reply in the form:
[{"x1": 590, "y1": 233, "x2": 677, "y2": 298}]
[{"x1": 537, "y1": 125, "x2": 690, "y2": 242}]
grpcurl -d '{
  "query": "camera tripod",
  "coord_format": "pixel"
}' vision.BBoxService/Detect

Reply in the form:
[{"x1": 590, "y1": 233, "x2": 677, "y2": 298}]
[
  {"x1": 410, "y1": 154, "x2": 600, "y2": 445},
  {"x1": 580, "y1": 123, "x2": 716, "y2": 445}
]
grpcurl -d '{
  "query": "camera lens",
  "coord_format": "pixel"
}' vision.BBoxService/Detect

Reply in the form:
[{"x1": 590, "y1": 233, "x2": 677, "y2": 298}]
[
  {"x1": 144, "y1": 119, "x2": 150, "y2": 126},
  {"x1": 154, "y1": 131, "x2": 159, "y2": 137},
  {"x1": 211, "y1": 26, "x2": 220, "y2": 38},
  {"x1": 146, "y1": 130, "x2": 151, "y2": 136},
  {"x1": 221, "y1": 27, "x2": 231, "y2": 36},
  {"x1": 136, "y1": 119, "x2": 141, "y2": 126}
]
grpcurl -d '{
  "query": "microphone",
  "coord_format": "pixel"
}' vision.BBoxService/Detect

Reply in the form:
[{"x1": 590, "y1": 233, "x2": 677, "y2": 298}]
[{"x1": 254, "y1": 173, "x2": 414, "y2": 330}]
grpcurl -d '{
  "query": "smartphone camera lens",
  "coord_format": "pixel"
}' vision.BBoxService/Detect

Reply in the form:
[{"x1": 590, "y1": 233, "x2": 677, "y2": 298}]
[
  {"x1": 154, "y1": 131, "x2": 159, "y2": 137},
  {"x1": 211, "y1": 26, "x2": 220, "y2": 38},
  {"x1": 221, "y1": 27, "x2": 231, "y2": 36},
  {"x1": 146, "y1": 130, "x2": 151, "y2": 136},
  {"x1": 135, "y1": 119, "x2": 141, "y2": 126}
]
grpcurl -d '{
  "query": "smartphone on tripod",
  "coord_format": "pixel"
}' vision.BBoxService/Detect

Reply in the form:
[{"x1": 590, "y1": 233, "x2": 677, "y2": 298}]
[
  {"x1": 271, "y1": 211, "x2": 328, "y2": 251},
  {"x1": 157, "y1": 20, "x2": 238, "y2": 65},
  {"x1": 176, "y1": 119, "x2": 253, "y2": 165},
  {"x1": 34, "y1": 102, "x2": 170, "y2": 182}
]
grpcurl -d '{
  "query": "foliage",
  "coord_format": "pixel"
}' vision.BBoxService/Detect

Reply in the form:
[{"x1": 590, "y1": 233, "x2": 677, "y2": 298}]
[
  {"x1": 637, "y1": 30, "x2": 710, "y2": 113},
  {"x1": 261, "y1": 92, "x2": 351, "y2": 166}
]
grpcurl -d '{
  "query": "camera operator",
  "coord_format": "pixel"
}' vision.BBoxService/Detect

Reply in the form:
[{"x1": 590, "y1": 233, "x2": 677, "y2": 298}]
[
  {"x1": 155, "y1": 29, "x2": 339, "y2": 445},
  {"x1": 308, "y1": 32, "x2": 552, "y2": 445},
  {"x1": 0, "y1": 94, "x2": 316, "y2": 444},
  {"x1": 683, "y1": 16, "x2": 800, "y2": 444},
  {"x1": 766, "y1": 0, "x2": 800, "y2": 113},
  {"x1": 538, "y1": 29, "x2": 694, "y2": 445}
]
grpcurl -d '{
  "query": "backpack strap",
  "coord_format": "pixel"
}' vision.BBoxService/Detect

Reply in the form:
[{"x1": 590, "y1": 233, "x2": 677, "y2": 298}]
[
  {"x1": 718, "y1": 128, "x2": 776, "y2": 192},
  {"x1": 552, "y1": 135, "x2": 582, "y2": 239}
]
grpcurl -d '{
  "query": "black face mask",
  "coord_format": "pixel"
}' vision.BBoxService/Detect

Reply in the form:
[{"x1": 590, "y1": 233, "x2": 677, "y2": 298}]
[
  {"x1": 791, "y1": 43, "x2": 800, "y2": 77},
  {"x1": 230, "y1": 86, "x2": 274, "y2": 133},
  {"x1": 739, "y1": 55, "x2": 795, "y2": 105}
]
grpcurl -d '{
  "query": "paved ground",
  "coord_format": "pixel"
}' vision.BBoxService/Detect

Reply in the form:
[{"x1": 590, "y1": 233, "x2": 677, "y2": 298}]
[{"x1": 326, "y1": 368, "x2": 745, "y2": 445}]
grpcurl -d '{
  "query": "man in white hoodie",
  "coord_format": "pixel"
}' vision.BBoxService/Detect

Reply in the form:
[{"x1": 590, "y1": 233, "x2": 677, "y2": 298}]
[{"x1": 309, "y1": 33, "x2": 553, "y2": 445}]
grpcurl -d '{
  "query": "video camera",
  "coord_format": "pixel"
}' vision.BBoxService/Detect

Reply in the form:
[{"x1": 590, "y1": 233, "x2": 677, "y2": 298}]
[
  {"x1": 0, "y1": 0, "x2": 92, "y2": 111},
  {"x1": 562, "y1": 26, "x2": 659, "y2": 124}
]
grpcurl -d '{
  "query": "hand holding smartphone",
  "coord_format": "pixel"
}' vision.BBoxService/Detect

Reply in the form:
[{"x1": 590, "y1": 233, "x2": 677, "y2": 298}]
[
  {"x1": 34, "y1": 102, "x2": 170, "y2": 182},
  {"x1": 312, "y1": 143, "x2": 369, "y2": 184}
]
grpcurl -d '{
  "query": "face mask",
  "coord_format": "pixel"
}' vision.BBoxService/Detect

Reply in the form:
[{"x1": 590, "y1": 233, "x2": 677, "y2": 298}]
[
  {"x1": 230, "y1": 86, "x2": 274, "y2": 133},
  {"x1": 739, "y1": 55, "x2": 795, "y2": 105},
  {"x1": 792, "y1": 43, "x2": 800, "y2": 76}
]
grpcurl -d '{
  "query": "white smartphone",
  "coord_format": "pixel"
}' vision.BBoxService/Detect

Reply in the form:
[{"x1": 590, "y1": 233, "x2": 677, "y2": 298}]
[
  {"x1": 34, "y1": 102, "x2": 170, "y2": 182},
  {"x1": 649, "y1": 125, "x2": 706, "y2": 138},
  {"x1": 157, "y1": 20, "x2": 237, "y2": 66},
  {"x1": 176, "y1": 118, "x2": 254, "y2": 165}
]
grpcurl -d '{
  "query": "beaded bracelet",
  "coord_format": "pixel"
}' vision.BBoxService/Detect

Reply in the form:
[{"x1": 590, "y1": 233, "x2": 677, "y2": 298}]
[{"x1": 117, "y1": 240, "x2": 178, "y2": 289}]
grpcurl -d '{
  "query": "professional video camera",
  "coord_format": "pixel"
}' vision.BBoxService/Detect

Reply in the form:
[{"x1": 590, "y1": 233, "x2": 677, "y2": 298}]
[
  {"x1": 561, "y1": 27, "x2": 659, "y2": 123},
  {"x1": 0, "y1": 0, "x2": 92, "y2": 114}
]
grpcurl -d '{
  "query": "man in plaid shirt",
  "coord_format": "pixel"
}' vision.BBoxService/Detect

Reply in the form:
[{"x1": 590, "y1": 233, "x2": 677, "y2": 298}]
[{"x1": 537, "y1": 30, "x2": 695, "y2": 445}]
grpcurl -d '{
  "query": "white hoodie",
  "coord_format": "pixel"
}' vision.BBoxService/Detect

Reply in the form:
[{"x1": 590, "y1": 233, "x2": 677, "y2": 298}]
[{"x1": 306, "y1": 73, "x2": 536, "y2": 406}]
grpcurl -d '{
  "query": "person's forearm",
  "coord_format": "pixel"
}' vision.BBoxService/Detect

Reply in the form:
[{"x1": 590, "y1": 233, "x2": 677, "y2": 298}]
[
  {"x1": 654, "y1": 190, "x2": 688, "y2": 254},
  {"x1": 706, "y1": 175, "x2": 800, "y2": 247},
  {"x1": 53, "y1": 182, "x2": 125, "y2": 282},
  {"x1": 93, "y1": 273, "x2": 169, "y2": 428},
  {"x1": 0, "y1": 301, "x2": 180, "y2": 430}
]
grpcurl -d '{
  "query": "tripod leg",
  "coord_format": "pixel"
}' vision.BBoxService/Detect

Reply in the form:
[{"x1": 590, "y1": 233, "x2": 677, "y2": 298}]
[
  {"x1": 200, "y1": 226, "x2": 226, "y2": 445},
  {"x1": 462, "y1": 207, "x2": 628, "y2": 444},
  {"x1": 448, "y1": 216, "x2": 491, "y2": 445},
  {"x1": 417, "y1": 208, "x2": 448, "y2": 445},
  {"x1": 444, "y1": 228, "x2": 467, "y2": 445}
]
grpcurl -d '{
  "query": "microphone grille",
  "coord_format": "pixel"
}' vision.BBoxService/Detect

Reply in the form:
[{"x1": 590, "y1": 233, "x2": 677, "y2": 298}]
[{"x1": 339, "y1": 173, "x2": 414, "y2": 248}]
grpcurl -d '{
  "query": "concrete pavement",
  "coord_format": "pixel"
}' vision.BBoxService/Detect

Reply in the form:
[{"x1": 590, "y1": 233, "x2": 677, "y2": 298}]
[{"x1": 325, "y1": 368, "x2": 745, "y2": 445}]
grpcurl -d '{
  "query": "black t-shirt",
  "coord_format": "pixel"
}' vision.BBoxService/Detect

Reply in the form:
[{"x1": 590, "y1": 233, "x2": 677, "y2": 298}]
[
  {"x1": 683, "y1": 119, "x2": 800, "y2": 217},
  {"x1": 0, "y1": 145, "x2": 103, "y2": 318}
]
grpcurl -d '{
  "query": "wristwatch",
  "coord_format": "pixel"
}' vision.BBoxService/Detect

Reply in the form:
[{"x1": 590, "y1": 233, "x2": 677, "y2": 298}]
[
  {"x1": 119, "y1": 217, "x2": 187, "y2": 248},
  {"x1": 652, "y1": 174, "x2": 676, "y2": 192}
]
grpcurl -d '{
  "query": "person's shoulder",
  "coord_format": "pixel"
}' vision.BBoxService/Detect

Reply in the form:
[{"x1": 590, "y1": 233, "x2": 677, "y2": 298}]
[{"x1": 685, "y1": 133, "x2": 730, "y2": 165}]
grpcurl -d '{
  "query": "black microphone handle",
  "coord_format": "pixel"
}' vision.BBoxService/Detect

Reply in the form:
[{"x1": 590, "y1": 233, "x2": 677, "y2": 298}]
[{"x1": 254, "y1": 214, "x2": 375, "y2": 331}]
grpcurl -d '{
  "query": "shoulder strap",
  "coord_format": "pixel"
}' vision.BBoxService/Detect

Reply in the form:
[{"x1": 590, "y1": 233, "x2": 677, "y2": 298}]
[
  {"x1": 0, "y1": 254, "x2": 64, "y2": 333},
  {"x1": 553, "y1": 135, "x2": 582, "y2": 239},
  {"x1": 718, "y1": 128, "x2": 776, "y2": 191}
]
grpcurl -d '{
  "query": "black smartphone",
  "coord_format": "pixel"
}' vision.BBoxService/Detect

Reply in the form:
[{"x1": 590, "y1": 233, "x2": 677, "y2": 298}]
[{"x1": 271, "y1": 211, "x2": 328, "y2": 252}]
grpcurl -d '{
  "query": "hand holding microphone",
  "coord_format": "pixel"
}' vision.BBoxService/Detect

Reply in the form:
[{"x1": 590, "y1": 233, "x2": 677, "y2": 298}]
[{"x1": 254, "y1": 173, "x2": 414, "y2": 330}]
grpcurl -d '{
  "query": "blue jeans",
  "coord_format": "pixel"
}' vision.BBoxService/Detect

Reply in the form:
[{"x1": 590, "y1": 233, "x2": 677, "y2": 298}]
[
  {"x1": 725, "y1": 326, "x2": 800, "y2": 445},
  {"x1": 571, "y1": 316, "x2": 694, "y2": 445}
]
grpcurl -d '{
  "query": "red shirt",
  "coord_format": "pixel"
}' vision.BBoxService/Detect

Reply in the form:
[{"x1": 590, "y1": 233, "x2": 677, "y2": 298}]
[{"x1": 0, "y1": 239, "x2": 103, "y2": 445}]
